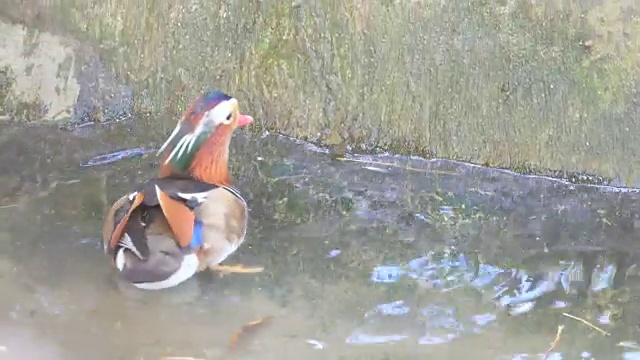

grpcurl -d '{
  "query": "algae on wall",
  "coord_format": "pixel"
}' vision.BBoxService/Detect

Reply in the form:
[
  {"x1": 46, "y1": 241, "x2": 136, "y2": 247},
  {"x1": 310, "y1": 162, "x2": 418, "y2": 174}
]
[
  {"x1": 0, "y1": 65, "x2": 49, "y2": 122},
  {"x1": 5, "y1": 0, "x2": 640, "y2": 184}
]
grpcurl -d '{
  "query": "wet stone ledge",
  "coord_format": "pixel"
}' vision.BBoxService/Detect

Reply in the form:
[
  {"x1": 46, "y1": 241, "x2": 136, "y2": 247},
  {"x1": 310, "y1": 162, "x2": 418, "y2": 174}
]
[{"x1": 0, "y1": 19, "x2": 132, "y2": 125}]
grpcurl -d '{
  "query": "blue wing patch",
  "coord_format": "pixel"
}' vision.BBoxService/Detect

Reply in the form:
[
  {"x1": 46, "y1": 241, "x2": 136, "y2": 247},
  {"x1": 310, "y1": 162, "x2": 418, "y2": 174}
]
[{"x1": 190, "y1": 220, "x2": 204, "y2": 248}]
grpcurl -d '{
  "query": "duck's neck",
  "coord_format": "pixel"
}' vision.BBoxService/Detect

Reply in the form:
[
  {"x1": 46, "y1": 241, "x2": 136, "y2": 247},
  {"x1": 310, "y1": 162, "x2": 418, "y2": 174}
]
[{"x1": 188, "y1": 126, "x2": 233, "y2": 186}]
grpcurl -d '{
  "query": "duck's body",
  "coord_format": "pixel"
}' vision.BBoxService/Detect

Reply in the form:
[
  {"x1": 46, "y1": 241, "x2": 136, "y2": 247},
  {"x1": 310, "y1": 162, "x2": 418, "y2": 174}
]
[{"x1": 102, "y1": 90, "x2": 261, "y2": 290}]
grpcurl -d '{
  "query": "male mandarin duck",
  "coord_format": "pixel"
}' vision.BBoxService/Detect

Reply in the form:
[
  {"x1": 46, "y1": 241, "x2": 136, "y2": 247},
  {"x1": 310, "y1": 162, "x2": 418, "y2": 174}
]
[{"x1": 101, "y1": 90, "x2": 263, "y2": 290}]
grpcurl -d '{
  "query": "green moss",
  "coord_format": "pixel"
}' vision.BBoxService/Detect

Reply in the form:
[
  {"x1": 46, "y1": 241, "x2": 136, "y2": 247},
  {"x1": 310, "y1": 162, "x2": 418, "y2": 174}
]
[
  {"x1": 0, "y1": 65, "x2": 13, "y2": 114},
  {"x1": 0, "y1": 66, "x2": 48, "y2": 122},
  {"x1": 9, "y1": 0, "x2": 640, "y2": 184}
]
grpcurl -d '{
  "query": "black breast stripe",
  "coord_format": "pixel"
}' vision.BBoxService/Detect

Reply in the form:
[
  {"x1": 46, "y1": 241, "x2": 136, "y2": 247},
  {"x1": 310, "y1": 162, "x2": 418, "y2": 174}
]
[{"x1": 220, "y1": 185, "x2": 246, "y2": 205}]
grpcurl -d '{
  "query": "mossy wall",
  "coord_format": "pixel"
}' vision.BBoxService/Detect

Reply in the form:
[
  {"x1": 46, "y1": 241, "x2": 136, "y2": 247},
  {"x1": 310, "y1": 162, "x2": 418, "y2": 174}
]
[{"x1": 2, "y1": 0, "x2": 640, "y2": 184}]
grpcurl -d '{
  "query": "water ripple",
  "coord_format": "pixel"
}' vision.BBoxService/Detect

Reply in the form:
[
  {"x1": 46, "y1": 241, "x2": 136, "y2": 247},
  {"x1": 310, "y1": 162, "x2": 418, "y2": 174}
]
[{"x1": 359, "y1": 249, "x2": 625, "y2": 350}]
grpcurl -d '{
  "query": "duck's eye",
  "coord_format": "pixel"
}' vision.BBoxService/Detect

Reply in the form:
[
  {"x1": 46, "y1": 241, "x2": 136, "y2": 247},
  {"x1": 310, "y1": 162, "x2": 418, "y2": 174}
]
[{"x1": 225, "y1": 113, "x2": 232, "y2": 122}]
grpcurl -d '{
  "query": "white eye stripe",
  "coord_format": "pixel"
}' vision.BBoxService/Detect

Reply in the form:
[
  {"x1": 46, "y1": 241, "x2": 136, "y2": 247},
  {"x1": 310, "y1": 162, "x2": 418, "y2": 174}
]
[
  {"x1": 203, "y1": 98, "x2": 237, "y2": 126},
  {"x1": 159, "y1": 97, "x2": 238, "y2": 164}
]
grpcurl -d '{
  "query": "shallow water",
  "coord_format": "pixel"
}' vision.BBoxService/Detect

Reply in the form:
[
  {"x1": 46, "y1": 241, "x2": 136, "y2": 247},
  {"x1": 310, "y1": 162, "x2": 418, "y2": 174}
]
[{"x1": 2, "y1": 121, "x2": 640, "y2": 359}]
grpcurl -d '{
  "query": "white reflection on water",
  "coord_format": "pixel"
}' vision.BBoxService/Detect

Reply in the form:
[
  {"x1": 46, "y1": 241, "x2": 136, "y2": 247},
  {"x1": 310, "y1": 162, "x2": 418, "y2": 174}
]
[{"x1": 359, "y1": 251, "x2": 623, "y2": 356}]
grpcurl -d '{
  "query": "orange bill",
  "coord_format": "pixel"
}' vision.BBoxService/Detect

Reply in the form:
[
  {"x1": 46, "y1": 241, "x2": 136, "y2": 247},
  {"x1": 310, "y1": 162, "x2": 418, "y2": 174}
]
[
  {"x1": 236, "y1": 114, "x2": 253, "y2": 127},
  {"x1": 154, "y1": 185, "x2": 196, "y2": 248},
  {"x1": 109, "y1": 193, "x2": 145, "y2": 250}
]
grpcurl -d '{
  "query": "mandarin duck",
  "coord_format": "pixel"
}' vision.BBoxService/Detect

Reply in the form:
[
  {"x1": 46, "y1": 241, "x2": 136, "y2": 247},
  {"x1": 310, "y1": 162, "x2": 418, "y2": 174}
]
[{"x1": 102, "y1": 91, "x2": 263, "y2": 290}]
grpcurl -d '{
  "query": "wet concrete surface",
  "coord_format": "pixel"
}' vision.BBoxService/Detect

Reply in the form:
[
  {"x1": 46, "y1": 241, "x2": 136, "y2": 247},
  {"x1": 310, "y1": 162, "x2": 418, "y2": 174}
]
[{"x1": 1, "y1": 121, "x2": 640, "y2": 359}]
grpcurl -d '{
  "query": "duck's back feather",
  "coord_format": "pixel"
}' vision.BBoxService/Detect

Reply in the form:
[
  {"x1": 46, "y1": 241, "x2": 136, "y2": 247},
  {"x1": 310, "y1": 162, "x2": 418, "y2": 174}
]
[
  {"x1": 103, "y1": 175, "x2": 221, "y2": 257},
  {"x1": 103, "y1": 174, "x2": 248, "y2": 273}
]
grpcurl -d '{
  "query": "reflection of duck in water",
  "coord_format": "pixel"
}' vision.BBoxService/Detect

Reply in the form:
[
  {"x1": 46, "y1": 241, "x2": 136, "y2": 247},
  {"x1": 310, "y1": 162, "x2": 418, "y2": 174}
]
[{"x1": 102, "y1": 90, "x2": 263, "y2": 290}]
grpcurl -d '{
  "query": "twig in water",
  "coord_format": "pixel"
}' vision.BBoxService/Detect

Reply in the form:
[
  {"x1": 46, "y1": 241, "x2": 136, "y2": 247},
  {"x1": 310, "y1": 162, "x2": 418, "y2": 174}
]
[
  {"x1": 229, "y1": 316, "x2": 273, "y2": 350},
  {"x1": 543, "y1": 325, "x2": 564, "y2": 360},
  {"x1": 617, "y1": 341, "x2": 640, "y2": 351},
  {"x1": 562, "y1": 312, "x2": 611, "y2": 336},
  {"x1": 335, "y1": 157, "x2": 458, "y2": 176}
]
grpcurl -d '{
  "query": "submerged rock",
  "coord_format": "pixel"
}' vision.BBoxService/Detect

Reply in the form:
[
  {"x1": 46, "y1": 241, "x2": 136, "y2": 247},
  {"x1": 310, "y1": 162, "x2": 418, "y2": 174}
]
[{"x1": 0, "y1": 20, "x2": 132, "y2": 125}]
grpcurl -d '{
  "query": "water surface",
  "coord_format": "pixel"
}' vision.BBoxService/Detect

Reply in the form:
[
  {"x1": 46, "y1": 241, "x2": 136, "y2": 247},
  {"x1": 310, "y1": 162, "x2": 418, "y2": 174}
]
[{"x1": 1, "y1": 121, "x2": 640, "y2": 359}]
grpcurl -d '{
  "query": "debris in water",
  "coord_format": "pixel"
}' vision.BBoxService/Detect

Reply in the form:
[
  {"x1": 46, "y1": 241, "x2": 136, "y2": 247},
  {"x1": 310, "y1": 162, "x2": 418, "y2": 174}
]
[
  {"x1": 562, "y1": 312, "x2": 610, "y2": 336},
  {"x1": 363, "y1": 166, "x2": 390, "y2": 173},
  {"x1": 229, "y1": 316, "x2": 273, "y2": 350},
  {"x1": 414, "y1": 213, "x2": 429, "y2": 222},
  {"x1": 370, "y1": 265, "x2": 405, "y2": 283},
  {"x1": 305, "y1": 339, "x2": 325, "y2": 349},
  {"x1": 81, "y1": 147, "x2": 156, "y2": 167},
  {"x1": 618, "y1": 341, "x2": 640, "y2": 350},
  {"x1": 334, "y1": 157, "x2": 458, "y2": 175},
  {"x1": 326, "y1": 249, "x2": 342, "y2": 258},
  {"x1": 543, "y1": 325, "x2": 564, "y2": 360},
  {"x1": 160, "y1": 357, "x2": 204, "y2": 360}
]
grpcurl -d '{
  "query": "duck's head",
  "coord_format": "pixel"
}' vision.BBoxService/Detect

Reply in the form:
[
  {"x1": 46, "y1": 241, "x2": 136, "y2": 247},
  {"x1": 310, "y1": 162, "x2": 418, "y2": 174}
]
[{"x1": 158, "y1": 90, "x2": 253, "y2": 177}]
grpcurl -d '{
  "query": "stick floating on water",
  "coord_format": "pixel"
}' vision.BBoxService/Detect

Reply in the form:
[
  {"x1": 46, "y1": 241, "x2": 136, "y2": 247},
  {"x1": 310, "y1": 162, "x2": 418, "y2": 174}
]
[
  {"x1": 335, "y1": 157, "x2": 458, "y2": 175},
  {"x1": 229, "y1": 316, "x2": 273, "y2": 350},
  {"x1": 81, "y1": 148, "x2": 158, "y2": 167},
  {"x1": 561, "y1": 312, "x2": 611, "y2": 336},
  {"x1": 543, "y1": 325, "x2": 564, "y2": 360}
]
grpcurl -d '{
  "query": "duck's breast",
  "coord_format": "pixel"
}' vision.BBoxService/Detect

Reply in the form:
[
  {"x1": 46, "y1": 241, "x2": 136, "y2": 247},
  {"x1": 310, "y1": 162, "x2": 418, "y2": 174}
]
[{"x1": 195, "y1": 187, "x2": 248, "y2": 264}]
